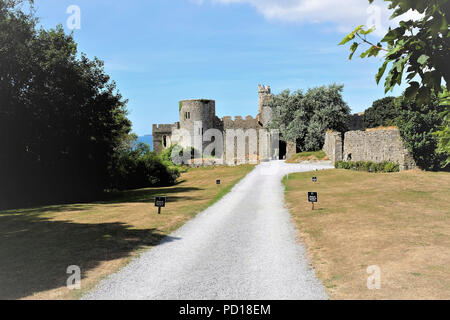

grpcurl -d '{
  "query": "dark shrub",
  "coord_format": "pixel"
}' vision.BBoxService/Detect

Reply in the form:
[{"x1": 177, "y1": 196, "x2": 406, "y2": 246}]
[{"x1": 109, "y1": 141, "x2": 180, "y2": 191}]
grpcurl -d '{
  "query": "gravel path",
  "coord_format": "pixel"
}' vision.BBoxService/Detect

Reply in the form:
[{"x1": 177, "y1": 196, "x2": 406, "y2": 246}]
[{"x1": 84, "y1": 161, "x2": 334, "y2": 300}]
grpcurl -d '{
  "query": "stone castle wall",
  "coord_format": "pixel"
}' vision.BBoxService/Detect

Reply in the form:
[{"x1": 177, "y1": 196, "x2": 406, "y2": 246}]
[
  {"x1": 152, "y1": 84, "x2": 294, "y2": 165},
  {"x1": 152, "y1": 124, "x2": 177, "y2": 154},
  {"x1": 322, "y1": 131, "x2": 343, "y2": 164},
  {"x1": 257, "y1": 85, "x2": 273, "y2": 127},
  {"x1": 179, "y1": 100, "x2": 215, "y2": 133},
  {"x1": 323, "y1": 128, "x2": 416, "y2": 171},
  {"x1": 222, "y1": 115, "x2": 260, "y2": 130},
  {"x1": 220, "y1": 116, "x2": 268, "y2": 165}
]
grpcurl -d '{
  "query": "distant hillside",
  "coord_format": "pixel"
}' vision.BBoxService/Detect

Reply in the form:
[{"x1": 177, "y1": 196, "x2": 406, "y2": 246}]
[{"x1": 137, "y1": 135, "x2": 153, "y2": 151}]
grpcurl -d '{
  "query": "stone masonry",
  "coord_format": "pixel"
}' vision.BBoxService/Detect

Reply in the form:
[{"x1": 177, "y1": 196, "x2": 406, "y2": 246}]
[
  {"x1": 322, "y1": 131, "x2": 343, "y2": 164},
  {"x1": 323, "y1": 128, "x2": 416, "y2": 171},
  {"x1": 153, "y1": 85, "x2": 295, "y2": 165}
]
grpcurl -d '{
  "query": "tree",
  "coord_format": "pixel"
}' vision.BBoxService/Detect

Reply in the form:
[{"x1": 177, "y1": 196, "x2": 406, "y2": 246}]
[
  {"x1": 269, "y1": 84, "x2": 350, "y2": 152},
  {"x1": 0, "y1": 1, "x2": 133, "y2": 207},
  {"x1": 269, "y1": 89, "x2": 305, "y2": 142},
  {"x1": 363, "y1": 97, "x2": 400, "y2": 128},
  {"x1": 396, "y1": 93, "x2": 447, "y2": 171},
  {"x1": 340, "y1": 0, "x2": 450, "y2": 163},
  {"x1": 434, "y1": 93, "x2": 450, "y2": 166}
]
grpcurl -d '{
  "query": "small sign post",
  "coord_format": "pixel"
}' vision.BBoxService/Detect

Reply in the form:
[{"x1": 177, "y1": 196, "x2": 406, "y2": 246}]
[
  {"x1": 216, "y1": 179, "x2": 221, "y2": 186},
  {"x1": 154, "y1": 196, "x2": 166, "y2": 214},
  {"x1": 308, "y1": 192, "x2": 318, "y2": 210},
  {"x1": 312, "y1": 176, "x2": 317, "y2": 183}
]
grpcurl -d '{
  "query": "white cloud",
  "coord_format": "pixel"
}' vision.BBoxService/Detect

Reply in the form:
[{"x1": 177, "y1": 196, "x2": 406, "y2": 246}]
[{"x1": 192, "y1": 0, "x2": 423, "y2": 37}]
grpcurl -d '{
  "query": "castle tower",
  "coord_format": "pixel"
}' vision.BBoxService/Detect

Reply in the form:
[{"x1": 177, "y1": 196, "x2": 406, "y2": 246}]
[
  {"x1": 257, "y1": 84, "x2": 273, "y2": 127},
  {"x1": 178, "y1": 99, "x2": 216, "y2": 149}
]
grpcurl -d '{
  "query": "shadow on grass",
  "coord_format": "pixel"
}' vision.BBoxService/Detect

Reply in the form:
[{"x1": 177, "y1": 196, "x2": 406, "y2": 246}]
[
  {"x1": 0, "y1": 186, "x2": 203, "y2": 300},
  {"x1": 2, "y1": 186, "x2": 204, "y2": 216},
  {"x1": 0, "y1": 211, "x2": 181, "y2": 300},
  {"x1": 101, "y1": 186, "x2": 202, "y2": 204}
]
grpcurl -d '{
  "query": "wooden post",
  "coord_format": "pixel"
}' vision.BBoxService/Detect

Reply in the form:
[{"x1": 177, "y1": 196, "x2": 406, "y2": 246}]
[{"x1": 158, "y1": 207, "x2": 161, "y2": 214}]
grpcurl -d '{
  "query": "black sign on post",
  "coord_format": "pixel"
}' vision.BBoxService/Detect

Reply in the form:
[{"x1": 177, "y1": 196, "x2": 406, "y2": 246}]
[
  {"x1": 154, "y1": 196, "x2": 166, "y2": 214},
  {"x1": 216, "y1": 179, "x2": 221, "y2": 185},
  {"x1": 312, "y1": 176, "x2": 318, "y2": 183},
  {"x1": 308, "y1": 192, "x2": 318, "y2": 210}
]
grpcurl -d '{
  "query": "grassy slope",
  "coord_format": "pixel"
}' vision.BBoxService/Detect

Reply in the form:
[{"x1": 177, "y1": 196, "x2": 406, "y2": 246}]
[
  {"x1": 283, "y1": 169, "x2": 450, "y2": 299},
  {"x1": 285, "y1": 151, "x2": 328, "y2": 163},
  {"x1": 0, "y1": 165, "x2": 254, "y2": 300}
]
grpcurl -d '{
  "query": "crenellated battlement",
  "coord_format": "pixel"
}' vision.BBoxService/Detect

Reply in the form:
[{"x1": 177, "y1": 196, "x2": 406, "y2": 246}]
[
  {"x1": 222, "y1": 115, "x2": 260, "y2": 129},
  {"x1": 152, "y1": 124, "x2": 174, "y2": 133},
  {"x1": 151, "y1": 84, "x2": 276, "y2": 161},
  {"x1": 258, "y1": 84, "x2": 271, "y2": 94}
]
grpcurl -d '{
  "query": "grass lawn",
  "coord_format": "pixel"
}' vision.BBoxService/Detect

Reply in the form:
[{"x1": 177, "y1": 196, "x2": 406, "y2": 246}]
[
  {"x1": 283, "y1": 169, "x2": 450, "y2": 299},
  {"x1": 0, "y1": 164, "x2": 254, "y2": 300},
  {"x1": 285, "y1": 150, "x2": 328, "y2": 163}
]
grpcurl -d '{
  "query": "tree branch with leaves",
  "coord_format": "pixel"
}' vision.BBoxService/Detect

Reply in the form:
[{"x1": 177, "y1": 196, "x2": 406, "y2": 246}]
[{"x1": 340, "y1": 0, "x2": 450, "y2": 165}]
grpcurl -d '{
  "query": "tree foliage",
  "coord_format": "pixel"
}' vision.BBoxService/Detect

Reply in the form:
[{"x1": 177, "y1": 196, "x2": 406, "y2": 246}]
[
  {"x1": 363, "y1": 96, "x2": 400, "y2": 128},
  {"x1": 396, "y1": 93, "x2": 448, "y2": 171},
  {"x1": 269, "y1": 84, "x2": 350, "y2": 152},
  {"x1": 0, "y1": 1, "x2": 172, "y2": 208},
  {"x1": 434, "y1": 94, "x2": 450, "y2": 166},
  {"x1": 340, "y1": 0, "x2": 450, "y2": 163},
  {"x1": 108, "y1": 135, "x2": 180, "y2": 190}
]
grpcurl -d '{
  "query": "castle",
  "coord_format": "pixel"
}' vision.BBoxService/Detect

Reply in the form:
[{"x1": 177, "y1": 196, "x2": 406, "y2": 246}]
[
  {"x1": 152, "y1": 85, "x2": 295, "y2": 165},
  {"x1": 153, "y1": 84, "x2": 417, "y2": 170}
]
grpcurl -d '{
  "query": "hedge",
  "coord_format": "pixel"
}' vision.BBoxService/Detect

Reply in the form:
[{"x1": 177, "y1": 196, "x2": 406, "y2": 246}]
[{"x1": 335, "y1": 161, "x2": 399, "y2": 173}]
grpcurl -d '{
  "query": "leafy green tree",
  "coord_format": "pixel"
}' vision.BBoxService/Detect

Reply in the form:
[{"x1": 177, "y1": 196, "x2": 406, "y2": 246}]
[
  {"x1": 269, "y1": 84, "x2": 350, "y2": 152},
  {"x1": 396, "y1": 94, "x2": 447, "y2": 171},
  {"x1": 0, "y1": 1, "x2": 134, "y2": 207},
  {"x1": 340, "y1": 0, "x2": 450, "y2": 164},
  {"x1": 269, "y1": 89, "x2": 305, "y2": 141},
  {"x1": 434, "y1": 93, "x2": 450, "y2": 166},
  {"x1": 363, "y1": 97, "x2": 400, "y2": 128}
]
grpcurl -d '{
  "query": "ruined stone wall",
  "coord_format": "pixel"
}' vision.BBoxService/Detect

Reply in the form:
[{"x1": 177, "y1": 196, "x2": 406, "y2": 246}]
[
  {"x1": 152, "y1": 124, "x2": 176, "y2": 154},
  {"x1": 323, "y1": 128, "x2": 416, "y2": 171},
  {"x1": 344, "y1": 129, "x2": 416, "y2": 170},
  {"x1": 322, "y1": 131, "x2": 343, "y2": 164},
  {"x1": 286, "y1": 142, "x2": 297, "y2": 160}
]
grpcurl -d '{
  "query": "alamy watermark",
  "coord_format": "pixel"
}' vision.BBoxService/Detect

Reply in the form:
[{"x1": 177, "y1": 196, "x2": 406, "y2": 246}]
[
  {"x1": 367, "y1": 265, "x2": 381, "y2": 290},
  {"x1": 67, "y1": 265, "x2": 81, "y2": 290},
  {"x1": 66, "y1": 5, "x2": 81, "y2": 30}
]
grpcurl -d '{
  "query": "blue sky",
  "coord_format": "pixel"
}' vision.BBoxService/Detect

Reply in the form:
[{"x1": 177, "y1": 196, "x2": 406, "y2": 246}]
[{"x1": 34, "y1": 0, "x2": 411, "y2": 135}]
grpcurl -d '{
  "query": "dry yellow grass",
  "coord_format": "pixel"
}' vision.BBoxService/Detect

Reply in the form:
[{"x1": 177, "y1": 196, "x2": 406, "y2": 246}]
[
  {"x1": 283, "y1": 169, "x2": 450, "y2": 300},
  {"x1": 0, "y1": 165, "x2": 254, "y2": 300},
  {"x1": 285, "y1": 151, "x2": 328, "y2": 163},
  {"x1": 365, "y1": 126, "x2": 398, "y2": 132}
]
